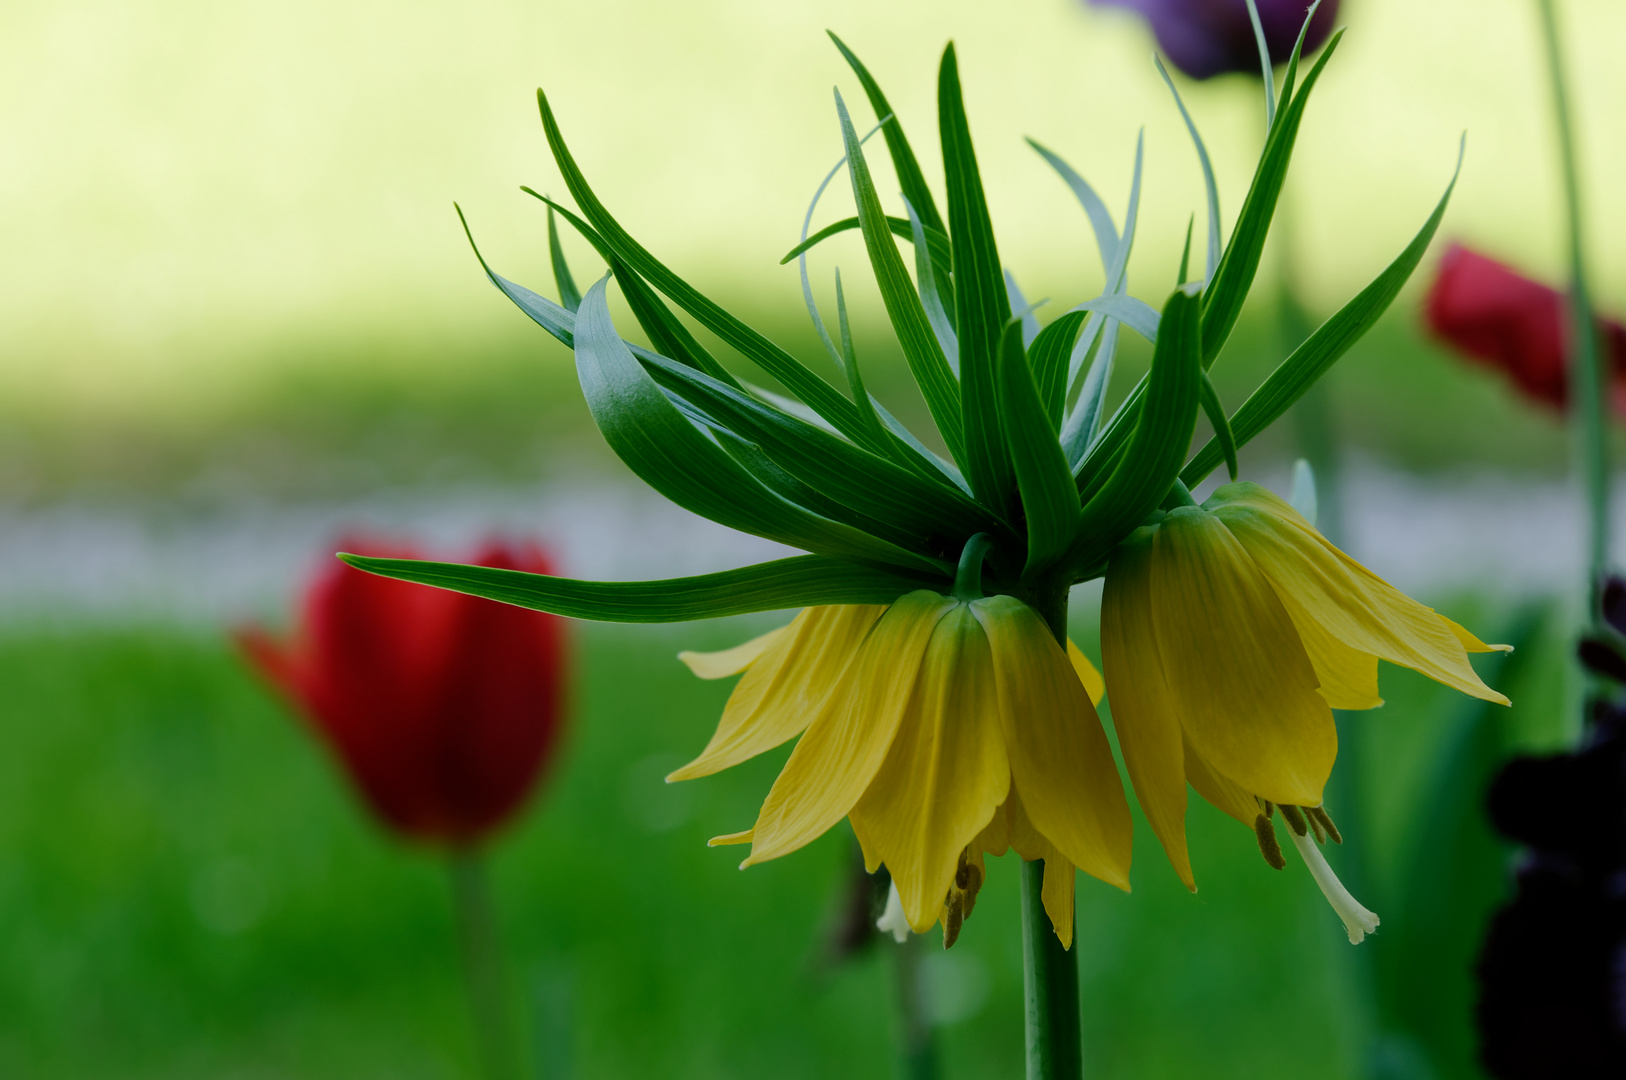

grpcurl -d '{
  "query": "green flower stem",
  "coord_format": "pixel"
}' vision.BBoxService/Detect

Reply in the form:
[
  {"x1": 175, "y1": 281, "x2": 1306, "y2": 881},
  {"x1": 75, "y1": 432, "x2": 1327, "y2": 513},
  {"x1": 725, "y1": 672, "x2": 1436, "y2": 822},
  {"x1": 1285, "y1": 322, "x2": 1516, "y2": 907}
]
[
  {"x1": 1019, "y1": 579, "x2": 1083, "y2": 1080},
  {"x1": 1537, "y1": 0, "x2": 1610, "y2": 614},
  {"x1": 450, "y1": 848, "x2": 519, "y2": 1080}
]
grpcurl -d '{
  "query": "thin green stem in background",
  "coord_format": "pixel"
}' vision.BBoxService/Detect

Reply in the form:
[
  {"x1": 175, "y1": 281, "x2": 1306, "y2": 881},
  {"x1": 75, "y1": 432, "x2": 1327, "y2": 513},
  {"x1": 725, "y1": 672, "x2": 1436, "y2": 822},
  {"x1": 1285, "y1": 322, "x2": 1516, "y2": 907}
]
[
  {"x1": 451, "y1": 849, "x2": 519, "y2": 1080},
  {"x1": 1018, "y1": 580, "x2": 1083, "y2": 1080},
  {"x1": 1537, "y1": 0, "x2": 1609, "y2": 615}
]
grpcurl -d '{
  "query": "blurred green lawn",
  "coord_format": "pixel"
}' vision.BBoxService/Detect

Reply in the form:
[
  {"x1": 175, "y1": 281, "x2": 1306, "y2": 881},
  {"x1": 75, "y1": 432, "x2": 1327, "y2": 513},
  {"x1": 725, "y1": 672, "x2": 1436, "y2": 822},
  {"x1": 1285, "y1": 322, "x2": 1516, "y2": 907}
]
[{"x1": 0, "y1": 603, "x2": 1568, "y2": 1079}]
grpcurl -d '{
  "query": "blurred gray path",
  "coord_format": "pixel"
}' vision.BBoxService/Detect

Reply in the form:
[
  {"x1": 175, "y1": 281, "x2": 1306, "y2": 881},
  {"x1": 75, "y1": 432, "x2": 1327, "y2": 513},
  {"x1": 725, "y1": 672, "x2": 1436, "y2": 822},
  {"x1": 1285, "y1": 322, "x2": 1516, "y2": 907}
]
[{"x1": 0, "y1": 460, "x2": 1608, "y2": 626}]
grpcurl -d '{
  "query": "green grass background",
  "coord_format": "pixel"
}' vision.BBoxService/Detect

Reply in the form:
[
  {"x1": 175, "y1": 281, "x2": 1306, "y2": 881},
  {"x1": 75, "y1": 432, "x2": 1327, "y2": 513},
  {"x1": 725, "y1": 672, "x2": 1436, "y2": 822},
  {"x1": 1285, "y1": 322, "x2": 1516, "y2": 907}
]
[{"x1": 0, "y1": 603, "x2": 1564, "y2": 1079}]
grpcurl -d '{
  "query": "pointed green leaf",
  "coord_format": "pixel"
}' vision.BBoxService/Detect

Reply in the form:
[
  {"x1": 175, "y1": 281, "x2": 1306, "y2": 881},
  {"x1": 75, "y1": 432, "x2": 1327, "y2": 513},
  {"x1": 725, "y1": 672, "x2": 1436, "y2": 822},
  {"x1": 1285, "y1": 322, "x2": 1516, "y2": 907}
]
[
  {"x1": 828, "y1": 32, "x2": 946, "y2": 235},
  {"x1": 780, "y1": 215, "x2": 953, "y2": 270},
  {"x1": 995, "y1": 320, "x2": 1080, "y2": 580},
  {"x1": 1029, "y1": 310, "x2": 1088, "y2": 430},
  {"x1": 1026, "y1": 137, "x2": 1119, "y2": 276},
  {"x1": 536, "y1": 90, "x2": 873, "y2": 445},
  {"x1": 834, "y1": 89, "x2": 969, "y2": 468},
  {"x1": 939, "y1": 43, "x2": 1016, "y2": 520},
  {"x1": 1180, "y1": 142, "x2": 1462, "y2": 487},
  {"x1": 1065, "y1": 286, "x2": 1202, "y2": 575},
  {"x1": 1074, "y1": 294, "x2": 1160, "y2": 342},
  {"x1": 1154, "y1": 57, "x2": 1223, "y2": 283},
  {"x1": 1060, "y1": 318, "x2": 1120, "y2": 462},
  {"x1": 573, "y1": 275, "x2": 938, "y2": 571},
  {"x1": 340, "y1": 552, "x2": 941, "y2": 622},
  {"x1": 1242, "y1": 0, "x2": 1278, "y2": 129},
  {"x1": 546, "y1": 205, "x2": 583, "y2": 313},
  {"x1": 904, "y1": 196, "x2": 959, "y2": 365},
  {"x1": 1198, "y1": 370, "x2": 1239, "y2": 481},
  {"x1": 638, "y1": 346, "x2": 1000, "y2": 556},
  {"x1": 1199, "y1": 30, "x2": 1344, "y2": 368}
]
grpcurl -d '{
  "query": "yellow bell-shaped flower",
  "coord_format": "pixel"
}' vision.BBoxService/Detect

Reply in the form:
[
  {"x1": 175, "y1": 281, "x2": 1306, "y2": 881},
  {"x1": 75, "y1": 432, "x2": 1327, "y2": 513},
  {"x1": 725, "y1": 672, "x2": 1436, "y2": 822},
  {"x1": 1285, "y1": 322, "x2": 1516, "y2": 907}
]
[
  {"x1": 674, "y1": 593, "x2": 1130, "y2": 947},
  {"x1": 1101, "y1": 481, "x2": 1508, "y2": 942}
]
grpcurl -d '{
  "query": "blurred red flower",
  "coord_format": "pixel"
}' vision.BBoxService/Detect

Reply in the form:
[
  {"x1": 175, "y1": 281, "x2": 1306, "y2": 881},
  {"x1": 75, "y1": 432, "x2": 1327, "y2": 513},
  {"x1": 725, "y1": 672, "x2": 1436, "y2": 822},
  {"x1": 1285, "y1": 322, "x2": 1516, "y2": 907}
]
[
  {"x1": 238, "y1": 537, "x2": 568, "y2": 848},
  {"x1": 1425, "y1": 243, "x2": 1626, "y2": 415}
]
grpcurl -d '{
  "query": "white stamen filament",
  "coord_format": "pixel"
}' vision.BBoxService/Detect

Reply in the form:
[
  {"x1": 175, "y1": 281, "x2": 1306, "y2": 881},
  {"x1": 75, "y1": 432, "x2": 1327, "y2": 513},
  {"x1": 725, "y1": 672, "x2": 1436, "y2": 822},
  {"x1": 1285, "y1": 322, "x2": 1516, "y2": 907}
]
[
  {"x1": 1288, "y1": 829, "x2": 1380, "y2": 944},
  {"x1": 876, "y1": 880, "x2": 910, "y2": 944}
]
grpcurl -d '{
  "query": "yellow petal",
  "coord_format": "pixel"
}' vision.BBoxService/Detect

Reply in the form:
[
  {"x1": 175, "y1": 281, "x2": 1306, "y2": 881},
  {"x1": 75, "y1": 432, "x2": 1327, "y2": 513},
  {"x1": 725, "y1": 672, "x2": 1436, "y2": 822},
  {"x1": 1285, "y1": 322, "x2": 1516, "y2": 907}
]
[
  {"x1": 678, "y1": 621, "x2": 794, "y2": 679},
  {"x1": 1101, "y1": 528, "x2": 1194, "y2": 890},
  {"x1": 1439, "y1": 614, "x2": 1513, "y2": 653},
  {"x1": 1067, "y1": 640, "x2": 1106, "y2": 705},
  {"x1": 850, "y1": 605, "x2": 1011, "y2": 933},
  {"x1": 1282, "y1": 592, "x2": 1384, "y2": 710},
  {"x1": 742, "y1": 592, "x2": 957, "y2": 866},
  {"x1": 708, "y1": 829, "x2": 754, "y2": 847},
  {"x1": 1151, "y1": 507, "x2": 1336, "y2": 807},
  {"x1": 1183, "y1": 741, "x2": 1260, "y2": 826},
  {"x1": 1210, "y1": 487, "x2": 1508, "y2": 706},
  {"x1": 1005, "y1": 785, "x2": 1078, "y2": 949},
  {"x1": 667, "y1": 605, "x2": 887, "y2": 782},
  {"x1": 973, "y1": 594, "x2": 1133, "y2": 892}
]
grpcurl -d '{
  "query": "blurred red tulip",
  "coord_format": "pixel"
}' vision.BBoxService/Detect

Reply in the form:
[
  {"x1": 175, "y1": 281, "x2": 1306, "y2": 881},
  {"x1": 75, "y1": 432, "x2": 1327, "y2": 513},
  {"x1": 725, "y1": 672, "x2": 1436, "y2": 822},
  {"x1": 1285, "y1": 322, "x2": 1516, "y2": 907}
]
[
  {"x1": 238, "y1": 536, "x2": 567, "y2": 848},
  {"x1": 1425, "y1": 243, "x2": 1626, "y2": 415}
]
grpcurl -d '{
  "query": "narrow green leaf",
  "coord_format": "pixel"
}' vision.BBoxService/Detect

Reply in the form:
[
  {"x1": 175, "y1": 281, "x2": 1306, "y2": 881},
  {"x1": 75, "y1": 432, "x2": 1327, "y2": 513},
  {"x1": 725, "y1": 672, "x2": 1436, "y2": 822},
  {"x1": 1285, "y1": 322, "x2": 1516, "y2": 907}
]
[
  {"x1": 1029, "y1": 310, "x2": 1089, "y2": 429},
  {"x1": 904, "y1": 196, "x2": 959, "y2": 365},
  {"x1": 536, "y1": 89, "x2": 874, "y2": 445},
  {"x1": 1198, "y1": 371, "x2": 1239, "y2": 481},
  {"x1": 1278, "y1": 1, "x2": 1325, "y2": 107},
  {"x1": 833, "y1": 268, "x2": 888, "y2": 447},
  {"x1": 572, "y1": 275, "x2": 938, "y2": 570},
  {"x1": 780, "y1": 215, "x2": 952, "y2": 270},
  {"x1": 458, "y1": 204, "x2": 577, "y2": 349},
  {"x1": 638, "y1": 345, "x2": 1000, "y2": 553},
  {"x1": 1242, "y1": 0, "x2": 1278, "y2": 129},
  {"x1": 828, "y1": 32, "x2": 947, "y2": 235},
  {"x1": 1003, "y1": 270, "x2": 1042, "y2": 348},
  {"x1": 1198, "y1": 31, "x2": 1344, "y2": 369},
  {"x1": 834, "y1": 89, "x2": 970, "y2": 468},
  {"x1": 1026, "y1": 137, "x2": 1119, "y2": 276},
  {"x1": 341, "y1": 552, "x2": 941, "y2": 622},
  {"x1": 1180, "y1": 141, "x2": 1463, "y2": 487},
  {"x1": 939, "y1": 43, "x2": 1016, "y2": 519},
  {"x1": 546, "y1": 205, "x2": 583, "y2": 313},
  {"x1": 1074, "y1": 295, "x2": 1160, "y2": 343},
  {"x1": 995, "y1": 320, "x2": 1081, "y2": 579},
  {"x1": 1065, "y1": 286, "x2": 1202, "y2": 575},
  {"x1": 793, "y1": 119, "x2": 890, "y2": 372},
  {"x1": 530, "y1": 191, "x2": 747, "y2": 392},
  {"x1": 1065, "y1": 318, "x2": 1120, "y2": 456},
  {"x1": 1154, "y1": 57, "x2": 1223, "y2": 283}
]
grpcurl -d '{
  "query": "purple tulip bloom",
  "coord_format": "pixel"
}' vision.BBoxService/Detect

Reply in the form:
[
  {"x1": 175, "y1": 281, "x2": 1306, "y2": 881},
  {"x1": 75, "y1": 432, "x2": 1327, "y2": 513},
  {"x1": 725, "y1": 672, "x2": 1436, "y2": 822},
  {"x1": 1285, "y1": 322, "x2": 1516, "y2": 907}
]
[{"x1": 1091, "y1": 0, "x2": 1340, "y2": 81}]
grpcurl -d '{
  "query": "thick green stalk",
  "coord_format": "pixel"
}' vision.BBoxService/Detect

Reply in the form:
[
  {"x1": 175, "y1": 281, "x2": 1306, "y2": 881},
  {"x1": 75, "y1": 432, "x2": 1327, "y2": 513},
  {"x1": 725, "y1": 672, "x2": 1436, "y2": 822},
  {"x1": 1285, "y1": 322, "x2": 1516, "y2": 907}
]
[
  {"x1": 1537, "y1": 0, "x2": 1609, "y2": 614},
  {"x1": 450, "y1": 849, "x2": 519, "y2": 1080},
  {"x1": 1020, "y1": 579, "x2": 1083, "y2": 1080}
]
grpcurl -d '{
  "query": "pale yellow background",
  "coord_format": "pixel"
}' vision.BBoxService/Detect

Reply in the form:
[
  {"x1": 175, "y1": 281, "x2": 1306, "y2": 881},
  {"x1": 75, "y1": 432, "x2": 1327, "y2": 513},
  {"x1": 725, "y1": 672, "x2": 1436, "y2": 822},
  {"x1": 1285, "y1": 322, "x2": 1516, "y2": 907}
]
[{"x1": 4, "y1": 0, "x2": 1622, "y2": 410}]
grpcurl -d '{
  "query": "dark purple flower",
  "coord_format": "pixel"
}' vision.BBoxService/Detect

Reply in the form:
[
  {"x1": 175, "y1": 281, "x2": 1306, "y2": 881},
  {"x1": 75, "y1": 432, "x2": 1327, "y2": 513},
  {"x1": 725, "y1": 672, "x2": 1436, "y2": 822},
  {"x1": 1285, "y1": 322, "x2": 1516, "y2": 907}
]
[{"x1": 1090, "y1": 0, "x2": 1340, "y2": 80}]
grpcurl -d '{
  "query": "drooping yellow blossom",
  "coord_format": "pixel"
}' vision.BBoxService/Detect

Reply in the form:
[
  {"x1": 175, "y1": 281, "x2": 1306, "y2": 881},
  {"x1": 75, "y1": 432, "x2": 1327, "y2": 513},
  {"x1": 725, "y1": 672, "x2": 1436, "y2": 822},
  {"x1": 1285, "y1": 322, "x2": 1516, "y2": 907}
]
[
  {"x1": 673, "y1": 596, "x2": 1129, "y2": 947},
  {"x1": 1101, "y1": 481, "x2": 1508, "y2": 943}
]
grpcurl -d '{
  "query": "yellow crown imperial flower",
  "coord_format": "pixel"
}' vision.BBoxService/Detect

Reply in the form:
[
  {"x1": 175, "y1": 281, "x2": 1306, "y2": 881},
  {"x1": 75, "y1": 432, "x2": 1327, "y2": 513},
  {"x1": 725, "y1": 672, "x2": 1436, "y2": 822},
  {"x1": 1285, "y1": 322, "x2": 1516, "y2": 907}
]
[
  {"x1": 672, "y1": 540, "x2": 1131, "y2": 949},
  {"x1": 1101, "y1": 481, "x2": 1509, "y2": 943}
]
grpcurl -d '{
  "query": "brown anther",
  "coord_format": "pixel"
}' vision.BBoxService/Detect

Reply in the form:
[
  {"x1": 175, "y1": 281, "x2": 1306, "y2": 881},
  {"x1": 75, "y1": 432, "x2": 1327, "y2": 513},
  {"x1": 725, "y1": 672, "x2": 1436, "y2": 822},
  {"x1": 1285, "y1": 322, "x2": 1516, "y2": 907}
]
[
  {"x1": 1304, "y1": 808, "x2": 1328, "y2": 844},
  {"x1": 942, "y1": 895, "x2": 964, "y2": 950},
  {"x1": 1278, "y1": 803, "x2": 1310, "y2": 838},
  {"x1": 960, "y1": 861, "x2": 984, "y2": 919},
  {"x1": 1307, "y1": 805, "x2": 1343, "y2": 845},
  {"x1": 1257, "y1": 797, "x2": 1276, "y2": 819},
  {"x1": 954, "y1": 848, "x2": 972, "y2": 890},
  {"x1": 1253, "y1": 813, "x2": 1287, "y2": 870}
]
